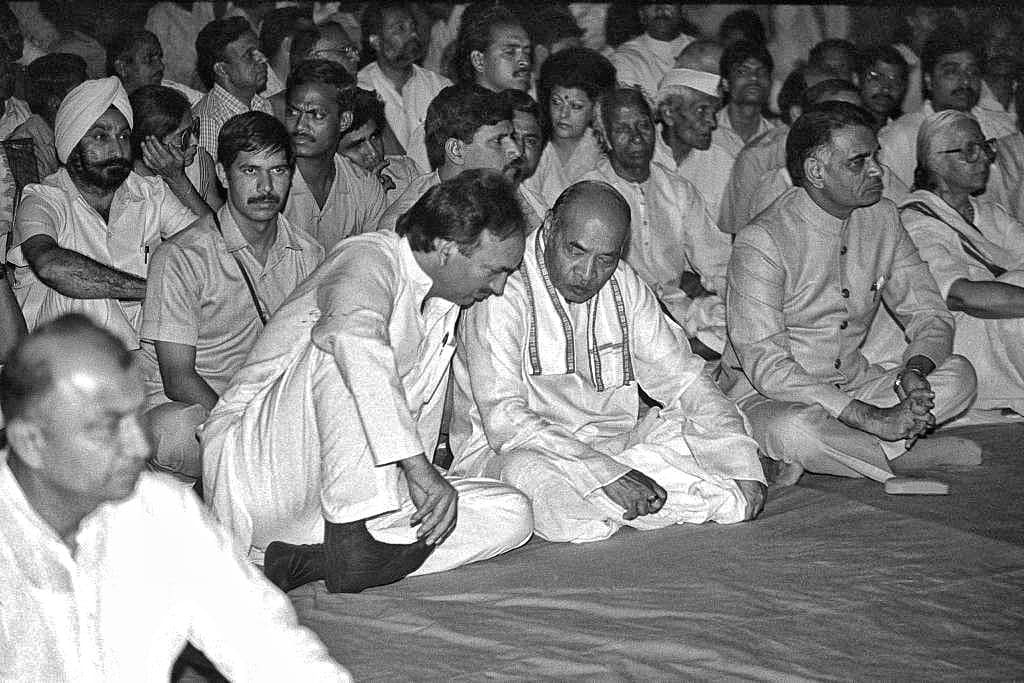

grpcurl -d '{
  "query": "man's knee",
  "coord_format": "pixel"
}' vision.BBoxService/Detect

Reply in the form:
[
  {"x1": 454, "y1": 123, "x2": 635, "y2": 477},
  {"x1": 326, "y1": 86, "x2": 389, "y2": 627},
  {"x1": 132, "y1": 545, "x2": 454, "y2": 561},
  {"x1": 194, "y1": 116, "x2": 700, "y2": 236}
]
[
  {"x1": 498, "y1": 450, "x2": 565, "y2": 496},
  {"x1": 454, "y1": 478, "x2": 534, "y2": 550},
  {"x1": 934, "y1": 354, "x2": 977, "y2": 399},
  {"x1": 146, "y1": 401, "x2": 209, "y2": 480},
  {"x1": 755, "y1": 404, "x2": 831, "y2": 464}
]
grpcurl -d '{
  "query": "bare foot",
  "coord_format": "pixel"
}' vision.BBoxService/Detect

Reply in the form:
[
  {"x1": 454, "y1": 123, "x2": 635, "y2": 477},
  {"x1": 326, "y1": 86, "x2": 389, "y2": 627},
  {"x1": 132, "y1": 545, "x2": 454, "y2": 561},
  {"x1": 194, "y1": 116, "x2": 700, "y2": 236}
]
[
  {"x1": 892, "y1": 436, "x2": 982, "y2": 471},
  {"x1": 760, "y1": 453, "x2": 804, "y2": 486}
]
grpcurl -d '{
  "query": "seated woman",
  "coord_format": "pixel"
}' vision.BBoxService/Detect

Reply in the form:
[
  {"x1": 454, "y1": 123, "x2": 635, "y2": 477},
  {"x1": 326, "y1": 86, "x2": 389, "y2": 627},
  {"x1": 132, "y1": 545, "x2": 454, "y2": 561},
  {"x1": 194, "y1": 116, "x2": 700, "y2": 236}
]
[
  {"x1": 900, "y1": 109, "x2": 1024, "y2": 414},
  {"x1": 525, "y1": 47, "x2": 615, "y2": 206},
  {"x1": 129, "y1": 85, "x2": 220, "y2": 215}
]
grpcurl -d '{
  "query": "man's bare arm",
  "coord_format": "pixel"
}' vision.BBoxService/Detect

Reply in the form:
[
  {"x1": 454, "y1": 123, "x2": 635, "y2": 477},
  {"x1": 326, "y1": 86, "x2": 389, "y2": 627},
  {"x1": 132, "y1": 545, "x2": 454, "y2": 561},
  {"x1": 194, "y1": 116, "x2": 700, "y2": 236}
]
[
  {"x1": 21, "y1": 234, "x2": 147, "y2": 300},
  {"x1": 153, "y1": 340, "x2": 219, "y2": 410},
  {"x1": 947, "y1": 278, "x2": 1024, "y2": 319}
]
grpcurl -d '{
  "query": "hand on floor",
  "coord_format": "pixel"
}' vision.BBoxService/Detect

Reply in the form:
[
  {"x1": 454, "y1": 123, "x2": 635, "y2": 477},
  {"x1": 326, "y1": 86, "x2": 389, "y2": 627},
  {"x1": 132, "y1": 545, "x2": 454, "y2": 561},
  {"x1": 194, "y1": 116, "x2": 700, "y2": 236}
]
[{"x1": 602, "y1": 469, "x2": 667, "y2": 520}]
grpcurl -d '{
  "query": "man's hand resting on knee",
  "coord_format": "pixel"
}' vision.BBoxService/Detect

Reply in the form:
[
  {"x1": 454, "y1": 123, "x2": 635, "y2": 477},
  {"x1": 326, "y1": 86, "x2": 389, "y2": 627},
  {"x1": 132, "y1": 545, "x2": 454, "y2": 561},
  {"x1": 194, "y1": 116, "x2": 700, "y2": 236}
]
[
  {"x1": 735, "y1": 479, "x2": 766, "y2": 520},
  {"x1": 400, "y1": 454, "x2": 458, "y2": 545},
  {"x1": 602, "y1": 469, "x2": 667, "y2": 520}
]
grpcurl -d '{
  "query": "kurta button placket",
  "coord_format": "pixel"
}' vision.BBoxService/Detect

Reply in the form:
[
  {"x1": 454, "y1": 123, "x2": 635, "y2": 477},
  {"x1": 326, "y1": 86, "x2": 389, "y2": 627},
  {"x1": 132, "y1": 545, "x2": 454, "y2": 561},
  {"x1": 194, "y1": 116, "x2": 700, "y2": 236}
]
[
  {"x1": 840, "y1": 320, "x2": 848, "y2": 329},
  {"x1": 841, "y1": 288, "x2": 850, "y2": 298},
  {"x1": 834, "y1": 358, "x2": 842, "y2": 369}
]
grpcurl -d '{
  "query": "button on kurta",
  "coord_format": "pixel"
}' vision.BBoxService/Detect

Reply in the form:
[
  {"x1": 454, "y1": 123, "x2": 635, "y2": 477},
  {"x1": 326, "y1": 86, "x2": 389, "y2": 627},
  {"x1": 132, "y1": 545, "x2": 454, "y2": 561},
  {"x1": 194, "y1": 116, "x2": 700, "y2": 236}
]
[
  {"x1": 834, "y1": 358, "x2": 842, "y2": 369},
  {"x1": 840, "y1": 246, "x2": 847, "y2": 255},
  {"x1": 841, "y1": 288, "x2": 850, "y2": 298},
  {"x1": 840, "y1": 320, "x2": 848, "y2": 329}
]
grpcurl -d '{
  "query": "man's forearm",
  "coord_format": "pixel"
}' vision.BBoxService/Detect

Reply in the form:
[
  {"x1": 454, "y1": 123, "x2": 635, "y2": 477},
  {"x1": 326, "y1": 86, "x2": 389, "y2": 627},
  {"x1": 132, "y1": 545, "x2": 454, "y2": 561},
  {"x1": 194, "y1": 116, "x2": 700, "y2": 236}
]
[
  {"x1": 903, "y1": 354, "x2": 936, "y2": 376},
  {"x1": 947, "y1": 279, "x2": 1024, "y2": 319},
  {"x1": 163, "y1": 369, "x2": 219, "y2": 410},
  {"x1": 33, "y1": 246, "x2": 147, "y2": 300},
  {"x1": 164, "y1": 173, "x2": 212, "y2": 219},
  {"x1": 837, "y1": 398, "x2": 879, "y2": 435}
]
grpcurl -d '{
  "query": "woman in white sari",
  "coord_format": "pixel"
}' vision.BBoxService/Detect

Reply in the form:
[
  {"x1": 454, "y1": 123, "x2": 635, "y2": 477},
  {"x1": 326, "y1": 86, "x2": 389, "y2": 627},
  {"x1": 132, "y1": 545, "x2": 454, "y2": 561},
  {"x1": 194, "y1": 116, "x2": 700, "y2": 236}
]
[
  {"x1": 899, "y1": 109, "x2": 1024, "y2": 413},
  {"x1": 525, "y1": 48, "x2": 615, "y2": 206}
]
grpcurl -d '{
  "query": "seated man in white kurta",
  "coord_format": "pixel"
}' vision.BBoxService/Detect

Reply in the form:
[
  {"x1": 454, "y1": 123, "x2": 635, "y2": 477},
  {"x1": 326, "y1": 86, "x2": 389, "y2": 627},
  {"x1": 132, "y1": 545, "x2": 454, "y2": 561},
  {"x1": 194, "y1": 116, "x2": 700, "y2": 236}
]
[
  {"x1": 202, "y1": 170, "x2": 533, "y2": 594},
  {"x1": 449, "y1": 180, "x2": 766, "y2": 544}
]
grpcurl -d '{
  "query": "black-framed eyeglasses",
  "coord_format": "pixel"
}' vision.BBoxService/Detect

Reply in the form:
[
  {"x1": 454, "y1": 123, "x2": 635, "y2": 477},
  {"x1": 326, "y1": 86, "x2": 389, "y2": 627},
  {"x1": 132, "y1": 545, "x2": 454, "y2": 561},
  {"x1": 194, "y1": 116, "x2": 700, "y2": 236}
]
[
  {"x1": 313, "y1": 46, "x2": 360, "y2": 61},
  {"x1": 864, "y1": 70, "x2": 904, "y2": 89},
  {"x1": 937, "y1": 138, "x2": 997, "y2": 163}
]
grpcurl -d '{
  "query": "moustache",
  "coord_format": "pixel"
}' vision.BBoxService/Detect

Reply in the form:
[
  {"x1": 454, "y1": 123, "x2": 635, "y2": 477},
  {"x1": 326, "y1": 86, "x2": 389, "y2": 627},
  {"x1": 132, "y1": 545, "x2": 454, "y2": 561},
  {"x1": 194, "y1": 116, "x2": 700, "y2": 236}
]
[
  {"x1": 951, "y1": 87, "x2": 977, "y2": 99},
  {"x1": 98, "y1": 158, "x2": 132, "y2": 171},
  {"x1": 247, "y1": 194, "x2": 281, "y2": 205}
]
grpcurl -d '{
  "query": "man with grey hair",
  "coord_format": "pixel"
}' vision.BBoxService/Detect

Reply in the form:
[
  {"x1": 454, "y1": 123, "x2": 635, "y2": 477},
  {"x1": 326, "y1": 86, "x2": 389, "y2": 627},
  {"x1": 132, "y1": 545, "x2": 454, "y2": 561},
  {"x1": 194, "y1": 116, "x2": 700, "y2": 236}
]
[
  {"x1": 449, "y1": 180, "x2": 766, "y2": 543},
  {"x1": 653, "y1": 67, "x2": 736, "y2": 220},
  {"x1": 674, "y1": 38, "x2": 723, "y2": 73},
  {"x1": 0, "y1": 314, "x2": 349, "y2": 680}
]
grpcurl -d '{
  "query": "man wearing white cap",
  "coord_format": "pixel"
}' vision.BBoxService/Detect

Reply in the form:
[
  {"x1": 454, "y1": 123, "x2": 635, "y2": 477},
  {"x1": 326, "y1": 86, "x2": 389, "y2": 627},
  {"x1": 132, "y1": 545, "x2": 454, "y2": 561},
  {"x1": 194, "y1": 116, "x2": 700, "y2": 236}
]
[
  {"x1": 653, "y1": 67, "x2": 736, "y2": 222},
  {"x1": 7, "y1": 77, "x2": 197, "y2": 347}
]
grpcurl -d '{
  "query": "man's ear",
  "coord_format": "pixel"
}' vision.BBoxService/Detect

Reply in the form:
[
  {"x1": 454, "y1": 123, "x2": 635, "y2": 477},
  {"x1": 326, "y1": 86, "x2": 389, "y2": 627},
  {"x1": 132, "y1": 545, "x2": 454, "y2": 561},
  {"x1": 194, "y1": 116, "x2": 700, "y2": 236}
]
[
  {"x1": 803, "y1": 153, "x2": 827, "y2": 189},
  {"x1": 657, "y1": 101, "x2": 676, "y2": 127},
  {"x1": 444, "y1": 137, "x2": 464, "y2": 166},
  {"x1": 470, "y1": 50, "x2": 485, "y2": 75},
  {"x1": 6, "y1": 419, "x2": 46, "y2": 470},
  {"x1": 215, "y1": 162, "x2": 228, "y2": 189},
  {"x1": 368, "y1": 34, "x2": 380, "y2": 53},
  {"x1": 433, "y1": 237, "x2": 458, "y2": 264},
  {"x1": 213, "y1": 60, "x2": 228, "y2": 83},
  {"x1": 338, "y1": 110, "x2": 354, "y2": 136}
]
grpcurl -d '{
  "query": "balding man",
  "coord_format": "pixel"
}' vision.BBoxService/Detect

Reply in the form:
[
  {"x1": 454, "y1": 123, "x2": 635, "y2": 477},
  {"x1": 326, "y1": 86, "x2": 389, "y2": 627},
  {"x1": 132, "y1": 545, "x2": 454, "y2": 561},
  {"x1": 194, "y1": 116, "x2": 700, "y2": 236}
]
[
  {"x1": 450, "y1": 181, "x2": 765, "y2": 544},
  {"x1": 0, "y1": 314, "x2": 349, "y2": 680},
  {"x1": 7, "y1": 77, "x2": 196, "y2": 348},
  {"x1": 674, "y1": 38, "x2": 722, "y2": 73},
  {"x1": 720, "y1": 103, "x2": 980, "y2": 494}
]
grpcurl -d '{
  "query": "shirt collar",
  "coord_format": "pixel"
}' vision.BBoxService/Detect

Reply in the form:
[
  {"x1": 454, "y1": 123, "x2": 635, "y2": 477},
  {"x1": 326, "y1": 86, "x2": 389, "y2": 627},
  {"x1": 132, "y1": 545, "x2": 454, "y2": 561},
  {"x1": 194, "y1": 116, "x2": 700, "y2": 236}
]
[
  {"x1": 57, "y1": 168, "x2": 146, "y2": 204},
  {"x1": 216, "y1": 204, "x2": 305, "y2": 254},
  {"x1": 792, "y1": 186, "x2": 846, "y2": 233},
  {"x1": 211, "y1": 83, "x2": 254, "y2": 112},
  {"x1": 396, "y1": 234, "x2": 444, "y2": 312}
]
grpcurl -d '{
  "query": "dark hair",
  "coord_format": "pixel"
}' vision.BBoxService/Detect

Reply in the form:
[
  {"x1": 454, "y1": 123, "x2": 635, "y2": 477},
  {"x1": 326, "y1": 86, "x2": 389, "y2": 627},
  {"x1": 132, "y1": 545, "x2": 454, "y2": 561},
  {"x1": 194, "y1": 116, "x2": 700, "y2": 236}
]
[
  {"x1": 289, "y1": 25, "x2": 321, "y2": 64},
  {"x1": 286, "y1": 57, "x2": 355, "y2": 97},
  {"x1": 497, "y1": 88, "x2": 541, "y2": 123},
  {"x1": 920, "y1": 22, "x2": 976, "y2": 78},
  {"x1": 808, "y1": 38, "x2": 859, "y2": 76},
  {"x1": 195, "y1": 16, "x2": 253, "y2": 90},
  {"x1": 424, "y1": 84, "x2": 512, "y2": 170},
  {"x1": 537, "y1": 47, "x2": 616, "y2": 137},
  {"x1": 106, "y1": 29, "x2": 160, "y2": 77},
  {"x1": 858, "y1": 44, "x2": 910, "y2": 81},
  {"x1": 720, "y1": 39, "x2": 774, "y2": 80},
  {"x1": 718, "y1": 9, "x2": 767, "y2": 47},
  {"x1": 348, "y1": 87, "x2": 387, "y2": 135},
  {"x1": 397, "y1": 168, "x2": 526, "y2": 254},
  {"x1": 217, "y1": 111, "x2": 294, "y2": 168},
  {"x1": 777, "y1": 66, "x2": 806, "y2": 125},
  {"x1": 786, "y1": 101, "x2": 877, "y2": 187},
  {"x1": 129, "y1": 85, "x2": 191, "y2": 160},
  {"x1": 800, "y1": 78, "x2": 860, "y2": 111},
  {"x1": 259, "y1": 6, "x2": 312, "y2": 60},
  {"x1": 0, "y1": 313, "x2": 131, "y2": 424},
  {"x1": 518, "y1": 4, "x2": 583, "y2": 49},
  {"x1": 451, "y1": 5, "x2": 525, "y2": 86},
  {"x1": 25, "y1": 53, "x2": 87, "y2": 124}
]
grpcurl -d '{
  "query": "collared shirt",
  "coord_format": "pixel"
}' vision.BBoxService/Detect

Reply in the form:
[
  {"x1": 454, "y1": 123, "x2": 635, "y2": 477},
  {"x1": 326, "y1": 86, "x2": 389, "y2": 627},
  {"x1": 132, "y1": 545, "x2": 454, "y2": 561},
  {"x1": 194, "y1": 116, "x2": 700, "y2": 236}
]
[
  {"x1": 878, "y1": 100, "x2": 1017, "y2": 189},
  {"x1": 162, "y1": 78, "x2": 203, "y2": 106},
  {"x1": 193, "y1": 84, "x2": 273, "y2": 162},
  {"x1": 261, "y1": 67, "x2": 285, "y2": 99},
  {"x1": 139, "y1": 205, "x2": 324, "y2": 405},
  {"x1": 0, "y1": 97, "x2": 34, "y2": 244},
  {"x1": 377, "y1": 170, "x2": 441, "y2": 232},
  {"x1": 583, "y1": 158, "x2": 730, "y2": 295},
  {"x1": 525, "y1": 131, "x2": 605, "y2": 207},
  {"x1": 0, "y1": 464, "x2": 350, "y2": 681},
  {"x1": 450, "y1": 227, "x2": 764, "y2": 488},
  {"x1": 718, "y1": 124, "x2": 789, "y2": 234},
  {"x1": 283, "y1": 155, "x2": 386, "y2": 252},
  {"x1": 357, "y1": 62, "x2": 451, "y2": 153},
  {"x1": 653, "y1": 133, "x2": 736, "y2": 222},
  {"x1": 205, "y1": 231, "x2": 460, "y2": 534},
  {"x1": 8, "y1": 169, "x2": 195, "y2": 348},
  {"x1": 720, "y1": 187, "x2": 955, "y2": 417},
  {"x1": 611, "y1": 32, "x2": 694, "y2": 103},
  {"x1": 0, "y1": 96, "x2": 31, "y2": 140},
  {"x1": 713, "y1": 107, "x2": 778, "y2": 157}
]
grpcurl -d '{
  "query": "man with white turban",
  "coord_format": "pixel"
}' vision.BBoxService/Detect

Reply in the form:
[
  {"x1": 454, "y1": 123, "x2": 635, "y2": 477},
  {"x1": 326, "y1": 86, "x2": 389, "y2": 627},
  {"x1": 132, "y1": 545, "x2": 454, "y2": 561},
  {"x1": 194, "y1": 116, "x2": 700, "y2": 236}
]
[
  {"x1": 7, "y1": 77, "x2": 197, "y2": 347},
  {"x1": 653, "y1": 67, "x2": 736, "y2": 222}
]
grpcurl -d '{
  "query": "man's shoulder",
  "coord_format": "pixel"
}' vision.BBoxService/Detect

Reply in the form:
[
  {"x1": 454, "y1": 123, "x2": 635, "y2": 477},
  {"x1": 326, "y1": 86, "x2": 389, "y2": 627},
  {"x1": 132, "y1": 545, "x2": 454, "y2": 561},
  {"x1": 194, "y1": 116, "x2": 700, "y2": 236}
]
[
  {"x1": 881, "y1": 109, "x2": 926, "y2": 139},
  {"x1": 412, "y1": 64, "x2": 450, "y2": 89},
  {"x1": 160, "y1": 215, "x2": 220, "y2": 251}
]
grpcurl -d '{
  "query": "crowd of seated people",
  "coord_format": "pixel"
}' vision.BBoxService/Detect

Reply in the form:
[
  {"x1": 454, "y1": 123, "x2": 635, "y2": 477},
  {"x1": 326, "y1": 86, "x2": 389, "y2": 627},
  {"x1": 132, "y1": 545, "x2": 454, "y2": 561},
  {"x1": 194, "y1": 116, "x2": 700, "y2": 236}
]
[{"x1": 2, "y1": 1, "x2": 1024, "y2": 677}]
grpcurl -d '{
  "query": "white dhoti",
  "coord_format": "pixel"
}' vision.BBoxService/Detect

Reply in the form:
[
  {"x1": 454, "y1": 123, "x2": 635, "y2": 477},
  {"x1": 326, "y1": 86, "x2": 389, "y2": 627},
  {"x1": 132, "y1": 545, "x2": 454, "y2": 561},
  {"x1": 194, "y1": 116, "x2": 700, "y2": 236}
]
[{"x1": 499, "y1": 409, "x2": 748, "y2": 543}]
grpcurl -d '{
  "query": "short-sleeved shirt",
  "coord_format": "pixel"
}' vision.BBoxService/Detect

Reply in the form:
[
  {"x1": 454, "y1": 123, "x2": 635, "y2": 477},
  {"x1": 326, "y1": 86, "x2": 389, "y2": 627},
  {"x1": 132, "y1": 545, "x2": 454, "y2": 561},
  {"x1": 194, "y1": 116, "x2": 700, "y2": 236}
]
[
  {"x1": 140, "y1": 205, "x2": 324, "y2": 405},
  {"x1": 193, "y1": 84, "x2": 273, "y2": 162},
  {"x1": 283, "y1": 154, "x2": 386, "y2": 252},
  {"x1": 8, "y1": 169, "x2": 196, "y2": 347}
]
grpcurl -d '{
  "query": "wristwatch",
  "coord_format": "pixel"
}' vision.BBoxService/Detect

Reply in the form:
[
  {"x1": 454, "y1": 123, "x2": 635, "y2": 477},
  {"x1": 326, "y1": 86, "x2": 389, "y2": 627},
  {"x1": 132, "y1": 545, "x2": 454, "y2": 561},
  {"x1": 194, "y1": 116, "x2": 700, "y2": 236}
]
[{"x1": 894, "y1": 367, "x2": 927, "y2": 394}]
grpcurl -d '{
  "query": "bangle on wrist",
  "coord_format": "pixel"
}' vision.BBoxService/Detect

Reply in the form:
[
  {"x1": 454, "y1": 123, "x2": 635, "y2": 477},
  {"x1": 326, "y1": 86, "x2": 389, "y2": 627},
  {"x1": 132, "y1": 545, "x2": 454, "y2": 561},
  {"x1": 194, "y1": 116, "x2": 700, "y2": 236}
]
[{"x1": 894, "y1": 367, "x2": 926, "y2": 394}]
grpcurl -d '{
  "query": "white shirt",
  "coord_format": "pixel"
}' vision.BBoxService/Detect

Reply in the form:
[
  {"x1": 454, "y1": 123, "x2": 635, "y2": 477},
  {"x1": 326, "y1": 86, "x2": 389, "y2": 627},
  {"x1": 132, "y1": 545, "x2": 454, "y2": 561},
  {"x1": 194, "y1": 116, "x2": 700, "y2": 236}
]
[
  {"x1": 611, "y1": 33, "x2": 694, "y2": 103},
  {"x1": 583, "y1": 158, "x2": 730, "y2": 295},
  {"x1": 654, "y1": 133, "x2": 736, "y2": 223},
  {"x1": 525, "y1": 132, "x2": 605, "y2": 207},
  {"x1": 713, "y1": 107, "x2": 778, "y2": 157},
  {"x1": 0, "y1": 463, "x2": 349, "y2": 681},
  {"x1": 358, "y1": 62, "x2": 451, "y2": 154},
  {"x1": 878, "y1": 100, "x2": 1018, "y2": 189},
  {"x1": 8, "y1": 169, "x2": 196, "y2": 347}
]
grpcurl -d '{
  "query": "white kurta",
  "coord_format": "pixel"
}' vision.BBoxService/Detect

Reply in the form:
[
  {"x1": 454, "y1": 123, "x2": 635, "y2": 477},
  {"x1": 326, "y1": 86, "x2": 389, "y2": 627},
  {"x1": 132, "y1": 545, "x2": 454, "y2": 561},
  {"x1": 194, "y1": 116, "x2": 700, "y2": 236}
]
[
  {"x1": 611, "y1": 33, "x2": 694, "y2": 103},
  {"x1": 524, "y1": 132, "x2": 605, "y2": 207},
  {"x1": 0, "y1": 465, "x2": 348, "y2": 681},
  {"x1": 201, "y1": 231, "x2": 532, "y2": 572},
  {"x1": 898, "y1": 190, "x2": 1024, "y2": 413},
  {"x1": 449, "y1": 228, "x2": 764, "y2": 543},
  {"x1": 653, "y1": 134, "x2": 737, "y2": 224},
  {"x1": 357, "y1": 63, "x2": 451, "y2": 155}
]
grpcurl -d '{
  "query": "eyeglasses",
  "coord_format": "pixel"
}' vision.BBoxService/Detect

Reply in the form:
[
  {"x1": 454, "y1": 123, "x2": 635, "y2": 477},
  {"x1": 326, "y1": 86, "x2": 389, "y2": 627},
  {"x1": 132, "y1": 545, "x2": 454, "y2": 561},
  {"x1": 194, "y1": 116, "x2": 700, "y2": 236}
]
[
  {"x1": 313, "y1": 46, "x2": 360, "y2": 61},
  {"x1": 864, "y1": 70, "x2": 904, "y2": 89},
  {"x1": 937, "y1": 138, "x2": 997, "y2": 163},
  {"x1": 171, "y1": 117, "x2": 200, "y2": 149}
]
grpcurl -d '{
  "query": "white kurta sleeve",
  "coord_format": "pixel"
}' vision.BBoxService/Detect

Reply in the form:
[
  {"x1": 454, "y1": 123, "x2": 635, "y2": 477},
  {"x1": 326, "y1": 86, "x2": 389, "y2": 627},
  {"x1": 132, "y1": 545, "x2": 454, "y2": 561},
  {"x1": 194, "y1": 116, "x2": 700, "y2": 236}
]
[
  {"x1": 310, "y1": 247, "x2": 426, "y2": 466},
  {"x1": 459, "y1": 288, "x2": 632, "y2": 495},
  {"x1": 626, "y1": 273, "x2": 765, "y2": 483}
]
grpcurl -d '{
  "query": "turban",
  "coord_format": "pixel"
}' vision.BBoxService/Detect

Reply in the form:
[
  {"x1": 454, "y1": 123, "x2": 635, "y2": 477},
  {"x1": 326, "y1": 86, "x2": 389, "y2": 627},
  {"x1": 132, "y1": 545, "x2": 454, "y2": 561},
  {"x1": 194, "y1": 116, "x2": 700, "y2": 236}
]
[
  {"x1": 916, "y1": 108, "x2": 978, "y2": 172},
  {"x1": 54, "y1": 77, "x2": 134, "y2": 164},
  {"x1": 656, "y1": 68, "x2": 721, "y2": 104}
]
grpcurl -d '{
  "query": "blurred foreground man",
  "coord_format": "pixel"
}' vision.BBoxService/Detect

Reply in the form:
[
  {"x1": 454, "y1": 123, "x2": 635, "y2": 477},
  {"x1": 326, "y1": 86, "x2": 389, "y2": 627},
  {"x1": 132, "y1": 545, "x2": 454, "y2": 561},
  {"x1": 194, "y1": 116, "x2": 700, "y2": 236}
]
[
  {"x1": 450, "y1": 181, "x2": 766, "y2": 543},
  {"x1": 0, "y1": 314, "x2": 349, "y2": 681}
]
